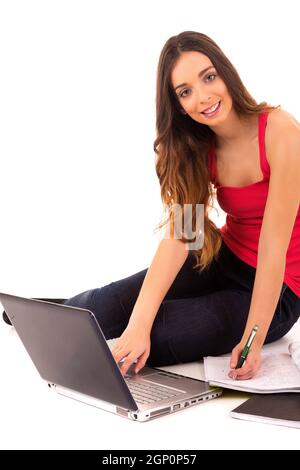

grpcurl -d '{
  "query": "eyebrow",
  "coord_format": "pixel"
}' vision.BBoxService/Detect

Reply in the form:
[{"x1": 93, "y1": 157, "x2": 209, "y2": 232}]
[{"x1": 174, "y1": 66, "x2": 215, "y2": 91}]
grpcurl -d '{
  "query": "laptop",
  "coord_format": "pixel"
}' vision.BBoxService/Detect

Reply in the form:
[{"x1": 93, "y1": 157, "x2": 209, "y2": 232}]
[{"x1": 0, "y1": 292, "x2": 222, "y2": 422}]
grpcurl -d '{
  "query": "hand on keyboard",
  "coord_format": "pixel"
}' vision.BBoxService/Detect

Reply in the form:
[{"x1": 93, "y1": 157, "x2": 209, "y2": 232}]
[{"x1": 111, "y1": 322, "x2": 151, "y2": 377}]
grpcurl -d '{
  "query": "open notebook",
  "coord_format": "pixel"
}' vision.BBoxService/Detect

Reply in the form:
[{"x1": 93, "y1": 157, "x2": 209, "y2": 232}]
[{"x1": 204, "y1": 342, "x2": 300, "y2": 394}]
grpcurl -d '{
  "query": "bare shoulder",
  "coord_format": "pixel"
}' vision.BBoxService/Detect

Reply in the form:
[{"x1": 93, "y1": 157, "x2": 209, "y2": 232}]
[
  {"x1": 265, "y1": 107, "x2": 300, "y2": 165},
  {"x1": 267, "y1": 107, "x2": 300, "y2": 135}
]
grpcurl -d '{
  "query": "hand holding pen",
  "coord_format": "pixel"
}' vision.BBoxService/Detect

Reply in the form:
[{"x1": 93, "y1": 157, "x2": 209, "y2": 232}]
[{"x1": 228, "y1": 325, "x2": 259, "y2": 380}]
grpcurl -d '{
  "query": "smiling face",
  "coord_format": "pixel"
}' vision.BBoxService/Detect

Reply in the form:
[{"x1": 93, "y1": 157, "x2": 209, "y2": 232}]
[{"x1": 171, "y1": 50, "x2": 233, "y2": 125}]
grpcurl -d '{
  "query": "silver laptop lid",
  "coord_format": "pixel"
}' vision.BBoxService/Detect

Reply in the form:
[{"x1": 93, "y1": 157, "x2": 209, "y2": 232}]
[{"x1": 0, "y1": 292, "x2": 138, "y2": 411}]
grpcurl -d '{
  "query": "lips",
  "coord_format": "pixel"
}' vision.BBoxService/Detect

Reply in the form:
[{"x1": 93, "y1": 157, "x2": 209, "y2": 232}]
[{"x1": 202, "y1": 101, "x2": 220, "y2": 114}]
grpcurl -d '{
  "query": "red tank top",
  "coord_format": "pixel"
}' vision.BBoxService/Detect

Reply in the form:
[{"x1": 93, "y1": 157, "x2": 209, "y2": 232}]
[{"x1": 208, "y1": 110, "x2": 300, "y2": 298}]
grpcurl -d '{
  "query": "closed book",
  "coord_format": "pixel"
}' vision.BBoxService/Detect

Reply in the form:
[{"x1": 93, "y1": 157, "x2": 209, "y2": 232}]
[{"x1": 230, "y1": 393, "x2": 300, "y2": 428}]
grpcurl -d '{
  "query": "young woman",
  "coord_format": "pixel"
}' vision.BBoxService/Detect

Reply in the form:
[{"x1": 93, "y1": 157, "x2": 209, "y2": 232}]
[{"x1": 61, "y1": 32, "x2": 300, "y2": 379}]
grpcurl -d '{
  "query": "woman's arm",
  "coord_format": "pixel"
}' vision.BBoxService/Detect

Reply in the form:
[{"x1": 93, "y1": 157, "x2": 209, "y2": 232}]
[
  {"x1": 111, "y1": 236, "x2": 190, "y2": 375},
  {"x1": 129, "y1": 237, "x2": 189, "y2": 331},
  {"x1": 230, "y1": 118, "x2": 300, "y2": 379}
]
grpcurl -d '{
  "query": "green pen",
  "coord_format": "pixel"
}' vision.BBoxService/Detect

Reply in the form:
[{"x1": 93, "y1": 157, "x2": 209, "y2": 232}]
[{"x1": 236, "y1": 325, "x2": 258, "y2": 369}]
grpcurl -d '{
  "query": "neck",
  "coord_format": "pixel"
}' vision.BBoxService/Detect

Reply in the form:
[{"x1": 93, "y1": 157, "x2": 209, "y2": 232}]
[{"x1": 211, "y1": 109, "x2": 258, "y2": 148}]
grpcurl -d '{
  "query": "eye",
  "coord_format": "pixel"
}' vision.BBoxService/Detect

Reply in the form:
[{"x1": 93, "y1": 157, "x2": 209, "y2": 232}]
[
  {"x1": 178, "y1": 73, "x2": 217, "y2": 99},
  {"x1": 179, "y1": 89, "x2": 190, "y2": 99},
  {"x1": 206, "y1": 73, "x2": 216, "y2": 82}
]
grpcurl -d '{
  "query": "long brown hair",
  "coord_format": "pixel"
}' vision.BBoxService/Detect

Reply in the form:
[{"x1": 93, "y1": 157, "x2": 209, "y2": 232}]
[{"x1": 154, "y1": 31, "x2": 280, "y2": 271}]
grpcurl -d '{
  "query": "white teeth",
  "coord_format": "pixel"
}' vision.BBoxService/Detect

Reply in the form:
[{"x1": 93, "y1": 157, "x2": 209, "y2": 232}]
[{"x1": 203, "y1": 102, "x2": 219, "y2": 114}]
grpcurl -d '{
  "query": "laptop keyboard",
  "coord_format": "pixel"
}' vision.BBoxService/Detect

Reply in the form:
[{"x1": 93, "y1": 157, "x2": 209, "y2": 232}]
[
  {"x1": 107, "y1": 338, "x2": 183, "y2": 405},
  {"x1": 125, "y1": 377, "x2": 182, "y2": 404}
]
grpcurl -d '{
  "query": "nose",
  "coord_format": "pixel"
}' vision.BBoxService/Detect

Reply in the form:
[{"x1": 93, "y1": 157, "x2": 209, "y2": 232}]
[
  {"x1": 200, "y1": 96, "x2": 212, "y2": 105},
  {"x1": 192, "y1": 87, "x2": 212, "y2": 108},
  {"x1": 193, "y1": 94, "x2": 212, "y2": 114}
]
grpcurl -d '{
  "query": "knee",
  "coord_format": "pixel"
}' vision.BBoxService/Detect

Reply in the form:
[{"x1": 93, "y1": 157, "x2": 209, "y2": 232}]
[{"x1": 63, "y1": 289, "x2": 96, "y2": 311}]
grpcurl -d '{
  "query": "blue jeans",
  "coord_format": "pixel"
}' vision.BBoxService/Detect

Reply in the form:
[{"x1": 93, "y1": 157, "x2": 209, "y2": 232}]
[{"x1": 63, "y1": 240, "x2": 300, "y2": 367}]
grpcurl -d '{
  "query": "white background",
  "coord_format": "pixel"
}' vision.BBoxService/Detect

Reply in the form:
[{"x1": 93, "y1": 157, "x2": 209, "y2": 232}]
[{"x1": 1, "y1": 0, "x2": 300, "y2": 450}]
